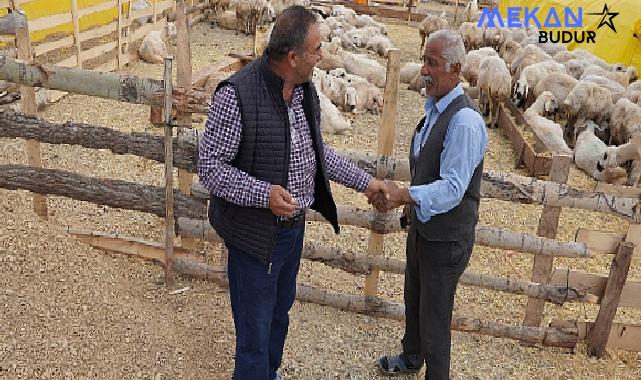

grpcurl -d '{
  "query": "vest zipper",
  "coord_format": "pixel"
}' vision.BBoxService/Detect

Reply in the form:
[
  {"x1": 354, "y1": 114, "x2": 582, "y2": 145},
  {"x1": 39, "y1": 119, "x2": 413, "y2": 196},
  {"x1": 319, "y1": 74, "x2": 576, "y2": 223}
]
[{"x1": 267, "y1": 262, "x2": 273, "y2": 274}]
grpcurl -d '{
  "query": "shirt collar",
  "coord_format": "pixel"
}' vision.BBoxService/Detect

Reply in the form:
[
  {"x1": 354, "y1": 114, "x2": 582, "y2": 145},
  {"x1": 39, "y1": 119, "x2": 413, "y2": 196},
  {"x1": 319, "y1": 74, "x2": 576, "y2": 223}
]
[{"x1": 424, "y1": 83, "x2": 464, "y2": 114}]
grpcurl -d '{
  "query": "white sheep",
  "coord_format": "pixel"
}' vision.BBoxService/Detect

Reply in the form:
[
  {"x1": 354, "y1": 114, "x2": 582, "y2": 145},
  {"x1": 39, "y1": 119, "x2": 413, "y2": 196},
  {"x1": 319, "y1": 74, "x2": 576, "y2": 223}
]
[
  {"x1": 458, "y1": 22, "x2": 483, "y2": 52},
  {"x1": 581, "y1": 64, "x2": 633, "y2": 87},
  {"x1": 510, "y1": 44, "x2": 552, "y2": 80},
  {"x1": 138, "y1": 22, "x2": 177, "y2": 64},
  {"x1": 365, "y1": 35, "x2": 395, "y2": 58},
  {"x1": 563, "y1": 80, "x2": 614, "y2": 144},
  {"x1": 603, "y1": 133, "x2": 641, "y2": 187},
  {"x1": 483, "y1": 27, "x2": 509, "y2": 51},
  {"x1": 460, "y1": 0, "x2": 479, "y2": 24},
  {"x1": 562, "y1": 59, "x2": 590, "y2": 79},
  {"x1": 400, "y1": 62, "x2": 422, "y2": 84},
  {"x1": 513, "y1": 61, "x2": 566, "y2": 108},
  {"x1": 523, "y1": 91, "x2": 572, "y2": 155},
  {"x1": 508, "y1": 28, "x2": 528, "y2": 44},
  {"x1": 419, "y1": 12, "x2": 449, "y2": 54},
  {"x1": 625, "y1": 80, "x2": 641, "y2": 106},
  {"x1": 235, "y1": 0, "x2": 253, "y2": 35},
  {"x1": 477, "y1": 55, "x2": 511, "y2": 128},
  {"x1": 355, "y1": 14, "x2": 387, "y2": 35},
  {"x1": 533, "y1": 72, "x2": 578, "y2": 117},
  {"x1": 609, "y1": 98, "x2": 641, "y2": 145},
  {"x1": 580, "y1": 75, "x2": 626, "y2": 103},
  {"x1": 574, "y1": 119, "x2": 629, "y2": 185},
  {"x1": 462, "y1": 47, "x2": 498, "y2": 87},
  {"x1": 341, "y1": 51, "x2": 386, "y2": 88},
  {"x1": 499, "y1": 40, "x2": 522, "y2": 67},
  {"x1": 318, "y1": 88, "x2": 352, "y2": 134}
]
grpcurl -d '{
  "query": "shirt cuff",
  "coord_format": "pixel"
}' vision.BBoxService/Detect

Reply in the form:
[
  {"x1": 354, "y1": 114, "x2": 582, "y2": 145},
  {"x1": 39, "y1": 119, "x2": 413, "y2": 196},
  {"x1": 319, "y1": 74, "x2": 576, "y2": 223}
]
[
  {"x1": 408, "y1": 185, "x2": 432, "y2": 223},
  {"x1": 355, "y1": 172, "x2": 373, "y2": 193},
  {"x1": 253, "y1": 181, "x2": 272, "y2": 208}
]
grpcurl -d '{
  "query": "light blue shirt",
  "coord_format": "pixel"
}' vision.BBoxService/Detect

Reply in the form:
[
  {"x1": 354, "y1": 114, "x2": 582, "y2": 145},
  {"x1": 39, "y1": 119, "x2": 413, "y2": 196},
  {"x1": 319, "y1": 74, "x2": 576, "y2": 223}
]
[{"x1": 409, "y1": 83, "x2": 488, "y2": 223}]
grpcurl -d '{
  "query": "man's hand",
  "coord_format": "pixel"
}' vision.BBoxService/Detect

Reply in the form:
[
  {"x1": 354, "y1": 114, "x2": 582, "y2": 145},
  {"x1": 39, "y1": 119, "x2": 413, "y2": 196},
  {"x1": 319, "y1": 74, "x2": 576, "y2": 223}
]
[
  {"x1": 269, "y1": 185, "x2": 298, "y2": 218},
  {"x1": 383, "y1": 180, "x2": 413, "y2": 211},
  {"x1": 365, "y1": 179, "x2": 390, "y2": 212}
]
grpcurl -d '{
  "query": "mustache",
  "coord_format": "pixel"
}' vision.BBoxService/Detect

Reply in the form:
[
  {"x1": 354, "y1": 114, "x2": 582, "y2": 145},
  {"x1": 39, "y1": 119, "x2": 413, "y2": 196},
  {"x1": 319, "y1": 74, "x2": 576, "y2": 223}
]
[{"x1": 422, "y1": 75, "x2": 434, "y2": 86}]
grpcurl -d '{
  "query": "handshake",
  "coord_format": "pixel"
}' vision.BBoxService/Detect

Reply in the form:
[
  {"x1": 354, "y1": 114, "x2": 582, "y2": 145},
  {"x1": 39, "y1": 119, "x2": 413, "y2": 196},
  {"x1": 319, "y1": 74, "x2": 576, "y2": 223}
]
[{"x1": 364, "y1": 179, "x2": 410, "y2": 213}]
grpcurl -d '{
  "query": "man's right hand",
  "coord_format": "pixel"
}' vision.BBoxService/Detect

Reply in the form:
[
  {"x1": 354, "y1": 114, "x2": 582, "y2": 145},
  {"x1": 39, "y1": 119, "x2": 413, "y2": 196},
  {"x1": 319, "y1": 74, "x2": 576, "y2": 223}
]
[{"x1": 269, "y1": 185, "x2": 298, "y2": 218}]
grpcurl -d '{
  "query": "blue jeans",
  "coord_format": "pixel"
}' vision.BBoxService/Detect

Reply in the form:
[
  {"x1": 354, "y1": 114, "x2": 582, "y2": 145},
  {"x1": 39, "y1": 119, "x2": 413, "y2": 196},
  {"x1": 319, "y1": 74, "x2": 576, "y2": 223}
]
[{"x1": 226, "y1": 223, "x2": 305, "y2": 380}]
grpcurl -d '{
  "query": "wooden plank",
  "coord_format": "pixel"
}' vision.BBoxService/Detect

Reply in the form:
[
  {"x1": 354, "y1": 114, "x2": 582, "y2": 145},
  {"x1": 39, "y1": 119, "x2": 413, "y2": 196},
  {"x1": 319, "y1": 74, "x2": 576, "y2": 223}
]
[
  {"x1": 157, "y1": 0, "x2": 174, "y2": 13},
  {"x1": 0, "y1": 0, "x2": 11, "y2": 9},
  {"x1": 131, "y1": 21, "x2": 162, "y2": 43},
  {"x1": 191, "y1": 56, "x2": 242, "y2": 88},
  {"x1": 78, "y1": 0, "x2": 117, "y2": 18},
  {"x1": 79, "y1": 21, "x2": 117, "y2": 43},
  {"x1": 82, "y1": 41, "x2": 117, "y2": 63},
  {"x1": 364, "y1": 49, "x2": 400, "y2": 297},
  {"x1": 175, "y1": 0, "x2": 198, "y2": 251},
  {"x1": 70, "y1": 0, "x2": 83, "y2": 68},
  {"x1": 588, "y1": 242, "x2": 635, "y2": 357},
  {"x1": 549, "y1": 268, "x2": 641, "y2": 309},
  {"x1": 55, "y1": 54, "x2": 79, "y2": 68},
  {"x1": 117, "y1": 0, "x2": 125, "y2": 67},
  {"x1": 595, "y1": 182, "x2": 641, "y2": 198},
  {"x1": 33, "y1": 36, "x2": 75, "y2": 57},
  {"x1": 15, "y1": 19, "x2": 48, "y2": 219},
  {"x1": 29, "y1": 12, "x2": 73, "y2": 33},
  {"x1": 523, "y1": 154, "x2": 572, "y2": 328},
  {"x1": 552, "y1": 320, "x2": 641, "y2": 351},
  {"x1": 575, "y1": 228, "x2": 624, "y2": 255},
  {"x1": 157, "y1": 58, "x2": 176, "y2": 286}
]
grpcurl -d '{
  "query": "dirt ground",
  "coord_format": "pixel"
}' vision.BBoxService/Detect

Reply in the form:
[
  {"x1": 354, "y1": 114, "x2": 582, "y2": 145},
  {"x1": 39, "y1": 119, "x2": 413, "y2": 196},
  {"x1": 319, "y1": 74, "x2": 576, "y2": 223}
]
[{"x1": 1, "y1": 10, "x2": 641, "y2": 380}]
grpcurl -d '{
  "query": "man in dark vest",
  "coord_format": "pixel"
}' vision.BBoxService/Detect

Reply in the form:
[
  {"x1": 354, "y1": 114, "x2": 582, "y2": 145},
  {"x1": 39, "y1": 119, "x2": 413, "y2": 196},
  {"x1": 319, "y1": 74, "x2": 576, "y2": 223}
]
[
  {"x1": 198, "y1": 6, "x2": 388, "y2": 380},
  {"x1": 374, "y1": 30, "x2": 488, "y2": 379}
]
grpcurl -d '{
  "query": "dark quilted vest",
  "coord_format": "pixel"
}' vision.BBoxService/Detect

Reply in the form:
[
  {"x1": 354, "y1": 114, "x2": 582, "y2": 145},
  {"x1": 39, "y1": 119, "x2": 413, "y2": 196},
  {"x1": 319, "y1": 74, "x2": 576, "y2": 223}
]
[
  {"x1": 208, "y1": 55, "x2": 339, "y2": 264},
  {"x1": 409, "y1": 93, "x2": 483, "y2": 241}
]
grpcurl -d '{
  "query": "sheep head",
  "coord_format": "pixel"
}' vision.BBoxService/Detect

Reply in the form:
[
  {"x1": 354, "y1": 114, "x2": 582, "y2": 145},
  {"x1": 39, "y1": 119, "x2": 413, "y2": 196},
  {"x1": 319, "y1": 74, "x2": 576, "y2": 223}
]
[{"x1": 344, "y1": 86, "x2": 358, "y2": 112}]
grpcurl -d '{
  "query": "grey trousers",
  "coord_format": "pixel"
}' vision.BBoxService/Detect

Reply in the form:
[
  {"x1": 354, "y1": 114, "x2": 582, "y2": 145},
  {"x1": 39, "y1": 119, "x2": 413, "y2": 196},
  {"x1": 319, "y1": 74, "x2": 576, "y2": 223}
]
[{"x1": 401, "y1": 227, "x2": 474, "y2": 380}]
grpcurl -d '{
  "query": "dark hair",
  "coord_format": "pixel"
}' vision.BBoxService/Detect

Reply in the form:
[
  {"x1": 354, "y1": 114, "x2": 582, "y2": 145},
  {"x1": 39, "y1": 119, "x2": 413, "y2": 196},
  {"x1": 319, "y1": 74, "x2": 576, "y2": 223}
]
[{"x1": 267, "y1": 5, "x2": 318, "y2": 60}]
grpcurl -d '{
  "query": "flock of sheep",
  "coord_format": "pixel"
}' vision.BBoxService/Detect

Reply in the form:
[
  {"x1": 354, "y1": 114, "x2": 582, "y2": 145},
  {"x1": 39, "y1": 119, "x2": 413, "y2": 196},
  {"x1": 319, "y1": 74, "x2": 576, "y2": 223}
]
[
  {"x1": 133, "y1": 0, "x2": 641, "y2": 188},
  {"x1": 403, "y1": 1, "x2": 641, "y2": 187}
]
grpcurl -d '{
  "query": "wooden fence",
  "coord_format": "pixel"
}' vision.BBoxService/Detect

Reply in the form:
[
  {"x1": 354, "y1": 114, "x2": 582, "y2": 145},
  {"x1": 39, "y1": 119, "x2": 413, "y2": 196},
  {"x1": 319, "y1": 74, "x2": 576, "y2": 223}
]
[{"x1": 1, "y1": 1, "x2": 641, "y2": 358}]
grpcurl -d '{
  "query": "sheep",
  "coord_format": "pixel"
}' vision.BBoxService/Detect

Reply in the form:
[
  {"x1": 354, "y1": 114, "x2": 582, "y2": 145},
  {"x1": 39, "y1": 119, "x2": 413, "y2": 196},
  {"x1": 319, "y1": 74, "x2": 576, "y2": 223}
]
[
  {"x1": 207, "y1": 0, "x2": 233, "y2": 28},
  {"x1": 582, "y1": 64, "x2": 633, "y2": 87},
  {"x1": 355, "y1": 14, "x2": 387, "y2": 35},
  {"x1": 523, "y1": 91, "x2": 573, "y2": 155},
  {"x1": 138, "y1": 22, "x2": 177, "y2": 64},
  {"x1": 365, "y1": 35, "x2": 395, "y2": 58},
  {"x1": 313, "y1": 69, "x2": 358, "y2": 112},
  {"x1": 318, "y1": 20, "x2": 331, "y2": 41},
  {"x1": 519, "y1": 38, "x2": 567, "y2": 57},
  {"x1": 499, "y1": 40, "x2": 522, "y2": 67},
  {"x1": 459, "y1": 0, "x2": 479, "y2": 24},
  {"x1": 318, "y1": 46, "x2": 343, "y2": 71},
  {"x1": 346, "y1": 26, "x2": 379, "y2": 48},
  {"x1": 419, "y1": 12, "x2": 449, "y2": 54},
  {"x1": 348, "y1": 79, "x2": 384, "y2": 114},
  {"x1": 574, "y1": 119, "x2": 629, "y2": 185},
  {"x1": 462, "y1": 47, "x2": 498, "y2": 87},
  {"x1": 562, "y1": 59, "x2": 590, "y2": 79},
  {"x1": 625, "y1": 81, "x2": 641, "y2": 106},
  {"x1": 513, "y1": 61, "x2": 566, "y2": 108},
  {"x1": 341, "y1": 51, "x2": 386, "y2": 87},
  {"x1": 603, "y1": 133, "x2": 641, "y2": 187},
  {"x1": 213, "y1": 10, "x2": 238, "y2": 31},
  {"x1": 331, "y1": 5, "x2": 357, "y2": 25},
  {"x1": 508, "y1": 28, "x2": 527, "y2": 44},
  {"x1": 400, "y1": 62, "x2": 422, "y2": 84},
  {"x1": 477, "y1": 55, "x2": 511, "y2": 128},
  {"x1": 564, "y1": 80, "x2": 614, "y2": 144},
  {"x1": 580, "y1": 75, "x2": 626, "y2": 103},
  {"x1": 317, "y1": 88, "x2": 352, "y2": 134},
  {"x1": 532, "y1": 72, "x2": 578, "y2": 119},
  {"x1": 609, "y1": 98, "x2": 641, "y2": 145},
  {"x1": 458, "y1": 22, "x2": 484, "y2": 52},
  {"x1": 235, "y1": 0, "x2": 253, "y2": 35},
  {"x1": 483, "y1": 27, "x2": 509, "y2": 51},
  {"x1": 408, "y1": 73, "x2": 424, "y2": 93},
  {"x1": 132, "y1": 0, "x2": 152, "y2": 25},
  {"x1": 510, "y1": 44, "x2": 552, "y2": 80}
]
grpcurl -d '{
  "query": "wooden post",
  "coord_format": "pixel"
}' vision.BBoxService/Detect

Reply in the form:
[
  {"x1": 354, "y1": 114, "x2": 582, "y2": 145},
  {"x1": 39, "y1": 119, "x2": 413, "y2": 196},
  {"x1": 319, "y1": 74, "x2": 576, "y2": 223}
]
[
  {"x1": 363, "y1": 49, "x2": 400, "y2": 297},
  {"x1": 70, "y1": 0, "x2": 83, "y2": 68},
  {"x1": 175, "y1": 0, "x2": 198, "y2": 251},
  {"x1": 14, "y1": 9, "x2": 48, "y2": 219},
  {"x1": 522, "y1": 154, "x2": 572, "y2": 328},
  {"x1": 117, "y1": 0, "x2": 125, "y2": 67},
  {"x1": 152, "y1": 0, "x2": 158, "y2": 25},
  {"x1": 588, "y1": 241, "x2": 635, "y2": 357},
  {"x1": 162, "y1": 57, "x2": 176, "y2": 286}
]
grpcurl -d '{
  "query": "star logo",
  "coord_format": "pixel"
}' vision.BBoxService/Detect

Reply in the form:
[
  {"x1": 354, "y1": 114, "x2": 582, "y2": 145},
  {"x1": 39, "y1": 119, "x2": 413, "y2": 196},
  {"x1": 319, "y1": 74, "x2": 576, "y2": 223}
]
[{"x1": 587, "y1": 4, "x2": 619, "y2": 33}]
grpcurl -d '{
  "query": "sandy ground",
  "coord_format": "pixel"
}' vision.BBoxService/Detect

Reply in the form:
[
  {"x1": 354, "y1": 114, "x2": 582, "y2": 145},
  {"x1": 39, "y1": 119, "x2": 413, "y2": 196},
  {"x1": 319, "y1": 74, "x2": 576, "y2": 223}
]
[{"x1": 1, "y1": 11, "x2": 641, "y2": 380}]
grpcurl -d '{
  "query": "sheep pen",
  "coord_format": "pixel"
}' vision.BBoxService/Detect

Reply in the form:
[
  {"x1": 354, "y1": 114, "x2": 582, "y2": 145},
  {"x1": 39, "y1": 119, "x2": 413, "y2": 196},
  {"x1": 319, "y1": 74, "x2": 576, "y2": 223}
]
[{"x1": 1, "y1": 5, "x2": 641, "y2": 380}]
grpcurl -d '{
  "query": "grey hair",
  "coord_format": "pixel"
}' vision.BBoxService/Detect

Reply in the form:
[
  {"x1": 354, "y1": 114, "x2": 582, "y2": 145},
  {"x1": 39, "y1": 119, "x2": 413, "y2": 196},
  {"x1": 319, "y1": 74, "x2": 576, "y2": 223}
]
[{"x1": 425, "y1": 30, "x2": 465, "y2": 72}]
